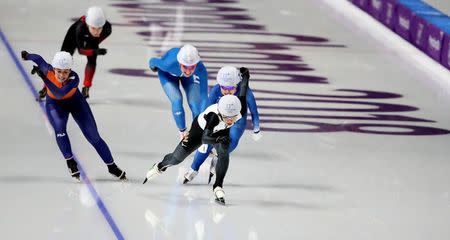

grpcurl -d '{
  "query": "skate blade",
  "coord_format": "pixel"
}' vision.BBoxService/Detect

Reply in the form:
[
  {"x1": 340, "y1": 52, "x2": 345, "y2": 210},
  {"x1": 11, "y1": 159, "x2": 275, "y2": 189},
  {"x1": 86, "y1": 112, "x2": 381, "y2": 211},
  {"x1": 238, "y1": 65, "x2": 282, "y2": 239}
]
[
  {"x1": 72, "y1": 174, "x2": 81, "y2": 183},
  {"x1": 215, "y1": 197, "x2": 225, "y2": 205},
  {"x1": 142, "y1": 178, "x2": 148, "y2": 184},
  {"x1": 119, "y1": 176, "x2": 128, "y2": 182},
  {"x1": 112, "y1": 172, "x2": 127, "y2": 181},
  {"x1": 183, "y1": 178, "x2": 189, "y2": 184},
  {"x1": 208, "y1": 173, "x2": 214, "y2": 184}
]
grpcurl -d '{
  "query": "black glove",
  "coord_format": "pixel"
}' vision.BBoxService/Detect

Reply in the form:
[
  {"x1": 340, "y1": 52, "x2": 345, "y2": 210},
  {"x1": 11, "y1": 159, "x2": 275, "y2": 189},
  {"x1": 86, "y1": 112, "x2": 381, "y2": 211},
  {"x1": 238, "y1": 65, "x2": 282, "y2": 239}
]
[
  {"x1": 216, "y1": 136, "x2": 230, "y2": 145},
  {"x1": 31, "y1": 65, "x2": 46, "y2": 79},
  {"x1": 21, "y1": 50, "x2": 29, "y2": 60},
  {"x1": 94, "y1": 48, "x2": 107, "y2": 55},
  {"x1": 150, "y1": 66, "x2": 158, "y2": 72},
  {"x1": 239, "y1": 67, "x2": 250, "y2": 81}
]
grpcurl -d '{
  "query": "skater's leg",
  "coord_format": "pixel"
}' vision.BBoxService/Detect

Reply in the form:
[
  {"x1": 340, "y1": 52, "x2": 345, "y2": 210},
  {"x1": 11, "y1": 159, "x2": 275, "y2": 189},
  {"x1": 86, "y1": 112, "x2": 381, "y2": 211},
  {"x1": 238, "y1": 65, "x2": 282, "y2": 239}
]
[
  {"x1": 212, "y1": 141, "x2": 230, "y2": 189},
  {"x1": 159, "y1": 71, "x2": 186, "y2": 131},
  {"x1": 45, "y1": 100, "x2": 79, "y2": 179},
  {"x1": 83, "y1": 56, "x2": 97, "y2": 88},
  {"x1": 81, "y1": 39, "x2": 99, "y2": 95},
  {"x1": 71, "y1": 96, "x2": 114, "y2": 165},
  {"x1": 190, "y1": 144, "x2": 213, "y2": 171},
  {"x1": 82, "y1": 56, "x2": 97, "y2": 98},
  {"x1": 182, "y1": 144, "x2": 213, "y2": 184},
  {"x1": 144, "y1": 117, "x2": 204, "y2": 183},
  {"x1": 182, "y1": 79, "x2": 202, "y2": 118},
  {"x1": 158, "y1": 143, "x2": 192, "y2": 170},
  {"x1": 45, "y1": 101, "x2": 72, "y2": 159},
  {"x1": 71, "y1": 96, "x2": 126, "y2": 179}
]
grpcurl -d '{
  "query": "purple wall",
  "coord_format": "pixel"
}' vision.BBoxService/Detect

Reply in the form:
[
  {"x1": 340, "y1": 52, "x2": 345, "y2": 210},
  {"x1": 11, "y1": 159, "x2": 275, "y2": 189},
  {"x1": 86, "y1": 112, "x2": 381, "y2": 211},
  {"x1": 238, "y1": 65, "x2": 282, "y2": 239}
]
[
  {"x1": 441, "y1": 33, "x2": 450, "y2": 68},
  {"x1": 351, "y1": 0, "x2": 450, "y2": 70}
]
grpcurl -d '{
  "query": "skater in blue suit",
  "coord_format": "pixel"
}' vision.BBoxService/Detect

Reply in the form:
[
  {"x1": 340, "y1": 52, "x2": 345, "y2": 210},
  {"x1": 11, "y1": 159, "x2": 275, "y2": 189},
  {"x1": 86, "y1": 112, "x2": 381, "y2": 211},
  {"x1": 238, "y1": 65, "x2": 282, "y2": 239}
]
[
  {"x1": 183, "y1": 66, "x2": 261, "y2": 184},
  {"x1": 21, "y1": 50, "x2": 126, "y2": 181},
  {"x1": 149, "y1": 44, "x2": 208, "y2": 140}
]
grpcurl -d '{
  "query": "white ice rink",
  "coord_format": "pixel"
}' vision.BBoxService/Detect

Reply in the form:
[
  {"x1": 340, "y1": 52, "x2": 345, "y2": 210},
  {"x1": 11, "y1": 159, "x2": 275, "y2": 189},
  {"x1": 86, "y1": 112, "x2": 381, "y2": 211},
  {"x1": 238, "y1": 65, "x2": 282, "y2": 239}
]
[{"x1": 1, "y1": 0, "x2": 450, "y2": 239}]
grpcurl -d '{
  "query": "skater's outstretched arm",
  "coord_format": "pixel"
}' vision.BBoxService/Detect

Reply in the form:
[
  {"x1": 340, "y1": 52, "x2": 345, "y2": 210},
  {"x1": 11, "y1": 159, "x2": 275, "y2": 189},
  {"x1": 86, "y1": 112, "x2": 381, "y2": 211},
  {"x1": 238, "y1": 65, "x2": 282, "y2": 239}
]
[
  {"x1": 21, "y1": 51, "x2": 52, "y2": 75},
  {"x1": 246, "y1": 88, "x2": 260, "y2": 132}
]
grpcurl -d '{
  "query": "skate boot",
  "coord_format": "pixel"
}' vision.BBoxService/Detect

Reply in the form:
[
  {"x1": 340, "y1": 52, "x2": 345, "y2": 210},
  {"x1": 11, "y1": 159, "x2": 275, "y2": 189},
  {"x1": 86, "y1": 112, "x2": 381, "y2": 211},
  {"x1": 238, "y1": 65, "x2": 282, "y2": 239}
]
[
  {"x1": 183, "y1": 168, "x2": 198, "y2": 184},
  {"x1": 82, "y1": 86, "x2": 90, "y2": 98},
  {"x1": 66, "y1": 158, "x2": 80, "y2": 181},
  {"x1": 208, "y1": 156, "x2": 217, "y2": 184},
  {"x1": 213, "y1": 186, "x2": 225, "y2": 205},
  {"x1": 107, "y1": 163, "x2": 127, "y2": 180},
  {"x1": 143, "y1": 163, "x2": 162, "y2": 184}
]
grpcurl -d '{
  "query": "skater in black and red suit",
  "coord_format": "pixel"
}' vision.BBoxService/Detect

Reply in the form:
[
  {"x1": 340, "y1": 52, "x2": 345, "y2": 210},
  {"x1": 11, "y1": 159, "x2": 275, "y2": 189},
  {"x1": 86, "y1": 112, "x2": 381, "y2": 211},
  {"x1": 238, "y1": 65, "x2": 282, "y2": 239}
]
[{"x1": 37, "y1": 6, "x2": 111, "y2": 100}]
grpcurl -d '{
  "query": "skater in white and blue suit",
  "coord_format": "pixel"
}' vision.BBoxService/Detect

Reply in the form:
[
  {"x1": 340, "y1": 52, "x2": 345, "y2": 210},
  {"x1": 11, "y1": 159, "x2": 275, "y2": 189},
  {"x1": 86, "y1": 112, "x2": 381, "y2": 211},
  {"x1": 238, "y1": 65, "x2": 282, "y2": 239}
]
[
  {"x1": 149, "y1": 44, "x2": 208, "y2": 139},
  {"x1": 183, "y1": 66, "x2": 261, "y2": 184}
]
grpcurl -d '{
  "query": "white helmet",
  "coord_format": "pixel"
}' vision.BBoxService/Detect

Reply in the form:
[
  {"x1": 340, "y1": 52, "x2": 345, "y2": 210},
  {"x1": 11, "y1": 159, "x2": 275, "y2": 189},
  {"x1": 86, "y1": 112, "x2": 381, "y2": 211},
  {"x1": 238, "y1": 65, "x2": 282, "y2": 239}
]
[
  {"x1": 177, "y1": 44, "x2": 200, "y2": 66},
  {"x1": 86, "y1": 6, "x2": 106, "y2": 28},
  {"x1": 218, "y1": 95, "x2": 241, "y2": 117},
  {"x1": 52, "y1": 51, "x2": 73, "y2": 69},
  {"x1": 217, "y1": 66, "x2": 240, "y2": 87}
]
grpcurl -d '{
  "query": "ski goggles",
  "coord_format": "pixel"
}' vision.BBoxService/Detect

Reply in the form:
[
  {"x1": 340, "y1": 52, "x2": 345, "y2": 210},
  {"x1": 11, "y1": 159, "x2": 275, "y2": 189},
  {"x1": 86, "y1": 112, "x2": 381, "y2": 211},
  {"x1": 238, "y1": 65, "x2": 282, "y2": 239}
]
[
  {"x1": 218, "y1": 113, "x2": 239, "y2": 122},
  {"x1": 220, "y1": 85, "x2": 237, "y2": 91},
  {"x1": 180, "y1": 64, "x2": 197, "y2": 71}
]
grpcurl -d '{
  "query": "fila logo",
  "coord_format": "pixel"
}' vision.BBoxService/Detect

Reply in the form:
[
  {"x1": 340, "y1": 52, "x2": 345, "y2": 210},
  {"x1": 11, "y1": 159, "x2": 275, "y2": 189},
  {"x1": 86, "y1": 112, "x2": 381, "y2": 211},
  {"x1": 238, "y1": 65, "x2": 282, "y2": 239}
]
[
  {"x1": 57, "y1": 133, "x2": 66, "y2": 137},
  {"x1": 193, "y1": 75, "x2": 200, "y2": 84}
]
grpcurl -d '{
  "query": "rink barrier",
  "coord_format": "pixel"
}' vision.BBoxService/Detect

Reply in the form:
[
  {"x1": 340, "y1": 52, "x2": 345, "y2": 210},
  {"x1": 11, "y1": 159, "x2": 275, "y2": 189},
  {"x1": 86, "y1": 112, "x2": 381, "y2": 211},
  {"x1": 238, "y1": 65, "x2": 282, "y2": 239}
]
[{"x1": 351, "y1": 0, "x2": 450, "y2": 70}]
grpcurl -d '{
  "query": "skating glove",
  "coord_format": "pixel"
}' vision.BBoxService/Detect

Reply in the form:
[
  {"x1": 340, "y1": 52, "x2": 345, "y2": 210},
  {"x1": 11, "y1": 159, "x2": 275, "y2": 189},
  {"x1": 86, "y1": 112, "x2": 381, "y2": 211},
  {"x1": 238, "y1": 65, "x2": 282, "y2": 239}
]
[
  {"x1": 179, "y1": 128, "x2": 188, "y2": 141},
  {"x1": 94, "y1": 48, "x2": 108, "y2": 55},
  {"x1": 239, "y1": 67, "x2": 250, "y2": 81},
  {"x1": 31, "y1": 65, "x2": 46, "y2": 79},
  {"x1": 21, "y1": 50, "x2": 29, "y2": 60},
  {"x1": 216, "y1": 136, "x2": 230, "y2": 145}
]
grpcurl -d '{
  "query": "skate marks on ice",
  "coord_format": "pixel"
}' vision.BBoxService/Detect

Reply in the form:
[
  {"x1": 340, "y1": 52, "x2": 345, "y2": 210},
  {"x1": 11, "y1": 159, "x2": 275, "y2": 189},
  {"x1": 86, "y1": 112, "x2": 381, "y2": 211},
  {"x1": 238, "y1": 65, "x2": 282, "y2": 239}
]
[
  {"x1": 0, "y1": 175, "x2": 76, "y2": 184},
  {"x1": 115, "y1": 150, "x2": 165, "y2": 161},
  {"x1": 138, "y1": 189, "x2": 329, "y2": 210},
  {"x1": 181, "y1": 182, "x2": 335, "y2": 192},
  {"x1": 86, "y1": 97, "x2": 168, "y2": 110},
  {"x1": 107, "y1": 0, "x2": 449, "y2": 136},
  {"x1": 89, "y1": 177, "x2": 141, "y2": 184}
]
